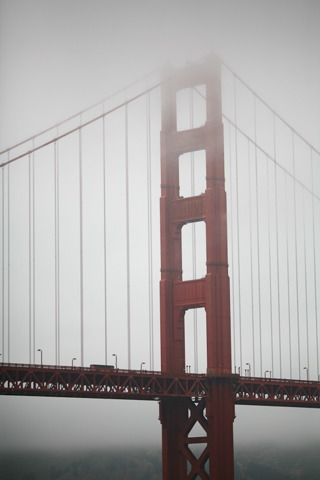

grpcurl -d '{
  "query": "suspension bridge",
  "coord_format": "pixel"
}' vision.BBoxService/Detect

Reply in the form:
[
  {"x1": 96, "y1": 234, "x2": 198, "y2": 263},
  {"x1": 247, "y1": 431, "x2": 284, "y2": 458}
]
[{"x1": 0, "y1": 54, "x2": 319, "y2": 479}]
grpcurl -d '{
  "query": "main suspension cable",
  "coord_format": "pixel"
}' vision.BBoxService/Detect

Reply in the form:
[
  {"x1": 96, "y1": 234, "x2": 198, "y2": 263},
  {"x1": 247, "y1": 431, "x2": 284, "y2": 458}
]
[
  {"x1": 222, "y1": 115, "x2": 319, "y2": 201},
  {"x1": 0, "y1": 83, "x2": 163, "y2": 169},
  {"x1": 0, "y1": 67, "x2": 162, "y2": 158},
  {"x1": 221, "y1": 62, "x2": 320, "y2": 156}
]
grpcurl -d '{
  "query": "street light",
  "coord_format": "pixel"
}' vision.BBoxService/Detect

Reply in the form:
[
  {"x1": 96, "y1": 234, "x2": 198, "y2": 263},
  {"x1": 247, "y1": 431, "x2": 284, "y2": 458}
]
[
  {"x1": 303, "y1": 367, "x2": 309, "y2": 381},
  {"x1": 140, "y1": 361, "x2": 145, "y2": 371},
  {"x1": 265, "y1": 370, "x2": 269, "y2": 378},
  {"x1": 112, "y1": 353, "x2": 118, "y2": 369},
  {"x1": 72, "y1": 357, "x2": 76, "y2": 368},
  {"x1": 245, "y1": 362, "x2": 251, "y2": 377},
  {"x1": 37, "y1": 348, "x2": 43, "y2": 366}
]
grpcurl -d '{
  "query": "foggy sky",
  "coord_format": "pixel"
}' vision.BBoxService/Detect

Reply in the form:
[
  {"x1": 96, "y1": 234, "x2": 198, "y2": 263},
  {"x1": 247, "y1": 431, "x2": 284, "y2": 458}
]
[{"x1": 0, "y1": 0, "x2": 319, "y2": 452}]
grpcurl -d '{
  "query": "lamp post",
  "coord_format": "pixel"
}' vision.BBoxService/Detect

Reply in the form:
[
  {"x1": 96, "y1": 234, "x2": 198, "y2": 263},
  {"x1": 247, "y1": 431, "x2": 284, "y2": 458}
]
[
  {"x1": 37, "y1": 348, "x2": 43, "y2": 366},
  {"x1": 140, "y1": 361, "x2": 145, "y2": 371},
  {"x1": 245, "y1": 362, "x2": 251, "y2": 377},
  {"x1": 112, "y1": 353, "x2": 118, "y2": 369},
  {"x1": 72, "y1": 357, "x2": 76, "y2": 368},
  {"x1": 303, "y1": 366, "x2": 309, "y2": 381},
  {"x1": 265, "y1": 370, "x2": 269, "y2": 378}
]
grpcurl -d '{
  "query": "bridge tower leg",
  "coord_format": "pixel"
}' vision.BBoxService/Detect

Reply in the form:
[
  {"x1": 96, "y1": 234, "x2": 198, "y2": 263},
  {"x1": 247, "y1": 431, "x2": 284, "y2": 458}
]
[{"x1": 159, "y1": 55, "x2": 235, "y2": 479}]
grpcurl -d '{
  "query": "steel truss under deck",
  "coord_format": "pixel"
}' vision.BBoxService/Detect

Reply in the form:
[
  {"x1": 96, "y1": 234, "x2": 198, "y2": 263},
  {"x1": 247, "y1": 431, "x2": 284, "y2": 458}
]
[{"x1": 1, "y1": 364, "x2": 319, "y2": 408}]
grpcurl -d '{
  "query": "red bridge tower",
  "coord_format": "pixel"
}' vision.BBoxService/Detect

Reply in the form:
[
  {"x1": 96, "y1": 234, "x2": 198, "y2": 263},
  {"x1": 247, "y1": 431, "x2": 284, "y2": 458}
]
[{"x1": 159, "y1": 55, "x2": 235, "y2": 479}]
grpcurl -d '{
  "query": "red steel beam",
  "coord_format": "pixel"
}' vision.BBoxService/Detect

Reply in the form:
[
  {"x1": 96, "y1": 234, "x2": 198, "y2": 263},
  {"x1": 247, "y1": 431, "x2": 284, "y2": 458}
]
[
  {"x1": 2, "y1": 365, "x2": 319, "y2": 407},
  {"x1": 0, "y1": 364, "x2": 208, "y2": 400},
  {"x1": 159, "y1": 54, "x2": 234, "y2": 479},
  {"x1": 235, "y1": 376, "x2": 320, "y2": 408}
]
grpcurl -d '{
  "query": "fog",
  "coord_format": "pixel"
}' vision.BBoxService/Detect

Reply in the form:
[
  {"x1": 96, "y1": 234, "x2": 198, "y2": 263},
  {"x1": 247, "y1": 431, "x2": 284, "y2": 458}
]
[
  {"x1": 0, "y1": 396, "x2": 319, "y2": 452},
  {"x1": 0, "y1": 0, "x2": 320, "y2": 452}
]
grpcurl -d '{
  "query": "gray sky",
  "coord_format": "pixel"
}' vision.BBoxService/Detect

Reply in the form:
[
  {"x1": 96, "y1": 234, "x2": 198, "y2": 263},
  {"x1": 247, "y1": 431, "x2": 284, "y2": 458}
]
[{"x1": 0, "y1": 0, "x2": 319, "y2": 452}]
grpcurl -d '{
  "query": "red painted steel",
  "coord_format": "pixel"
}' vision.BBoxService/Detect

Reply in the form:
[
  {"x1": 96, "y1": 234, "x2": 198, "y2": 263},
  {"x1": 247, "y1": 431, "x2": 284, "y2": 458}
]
[
  {"x1": 235, "y1": 376, "x2": 320, "y2": 407},
  {"x1": 159, "y1": 54, "x2": 234, "y2": 479},
  {"x1": 1, "y1": 364, "x2": 319, "y2": 407},
  {"x1": 0, "y1": 364, "x2": 208, "y2": 400}
]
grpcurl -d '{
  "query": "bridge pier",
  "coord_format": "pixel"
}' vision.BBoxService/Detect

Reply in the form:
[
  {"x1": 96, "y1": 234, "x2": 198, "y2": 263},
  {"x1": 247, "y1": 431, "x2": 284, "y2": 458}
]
[{"x1": 159, "y1": 379, "x2": 235, "y2": 479}]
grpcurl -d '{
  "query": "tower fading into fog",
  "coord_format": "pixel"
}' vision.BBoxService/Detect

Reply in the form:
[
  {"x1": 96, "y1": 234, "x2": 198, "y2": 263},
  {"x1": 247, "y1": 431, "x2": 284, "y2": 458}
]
[{"x1": 159, "y1": 54, "x2": 234, "y2": 479}]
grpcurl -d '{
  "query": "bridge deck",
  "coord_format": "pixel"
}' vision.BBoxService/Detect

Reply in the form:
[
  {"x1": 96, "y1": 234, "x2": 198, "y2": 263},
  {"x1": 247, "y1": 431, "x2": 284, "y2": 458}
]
[{"x1": 1, "y1": 364, "x2": 319, "y2": 407}]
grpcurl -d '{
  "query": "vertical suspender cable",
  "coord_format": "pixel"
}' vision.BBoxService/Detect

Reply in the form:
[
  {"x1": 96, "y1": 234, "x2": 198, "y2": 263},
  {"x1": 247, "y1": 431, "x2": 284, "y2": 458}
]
[
  {"x1": 228, "y1": 123, "x2": 236, "y2": 372},
  {"x1": 247, "y1": 140, "x2": 255, "y2": 376},
  {"x1": 57, "y1": 139, "x2": 60, "y2": 365},
  {"x1": 1, "y1": 167, "x2": 4, "y2": 361},
  {"x1": 273, "y1": 115, "x2": 282, "y2": 378},
  {"x1": 302, "y1": 189, "x2": 310, "y2": 372},
  {"x1": 54, "y1": 136, "x2": 60, "y2": 365},
  {"x1": 102, "y1": 114, "x2": 108, "y2": 366},
  {"x1": 54, "y1": 142, "x2": 57, "y2": 365},
  {"x1": 125, "y1": 103, "x2": 131, "y2": 369},
  {"x1": 310, "y1": 149, "x2": 319, "y2": 379},
  {"x1": 29, "y1": 153, "x2": 32, "y2": 363},
  {"x1": 190, "y1": 88, "x2": 198, "y2": 373},
  {"x1": 292, "y1": 132, "x2": 301, "y2": 378},
  {"x1": 101, "y1": 115, "x2": 108, "y2": 364},
  {"x1": 254, "y1": 97, "x2": 262, "y2": 376},
  {"x1": 32, "y1": 142, "x2": 35, "y2": 363},
  {"x1": 7, "y1": 160, "x2": 10, "y2": 362},
  {"x1": 285, "y1": 173, "x2": 292, "y2": 378},
  {"x1": 234, "y1": 78, "x2": 242, "y2": 373},
  {"x1": 79, "y1": 121, "x2": 84, "y2": 367},
  {"x1": 266, "y1": 155, "x2": 274, "y2": 375},
  {"x1": 146, "y1": 91, "x2": 154, "y2": 371}
]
